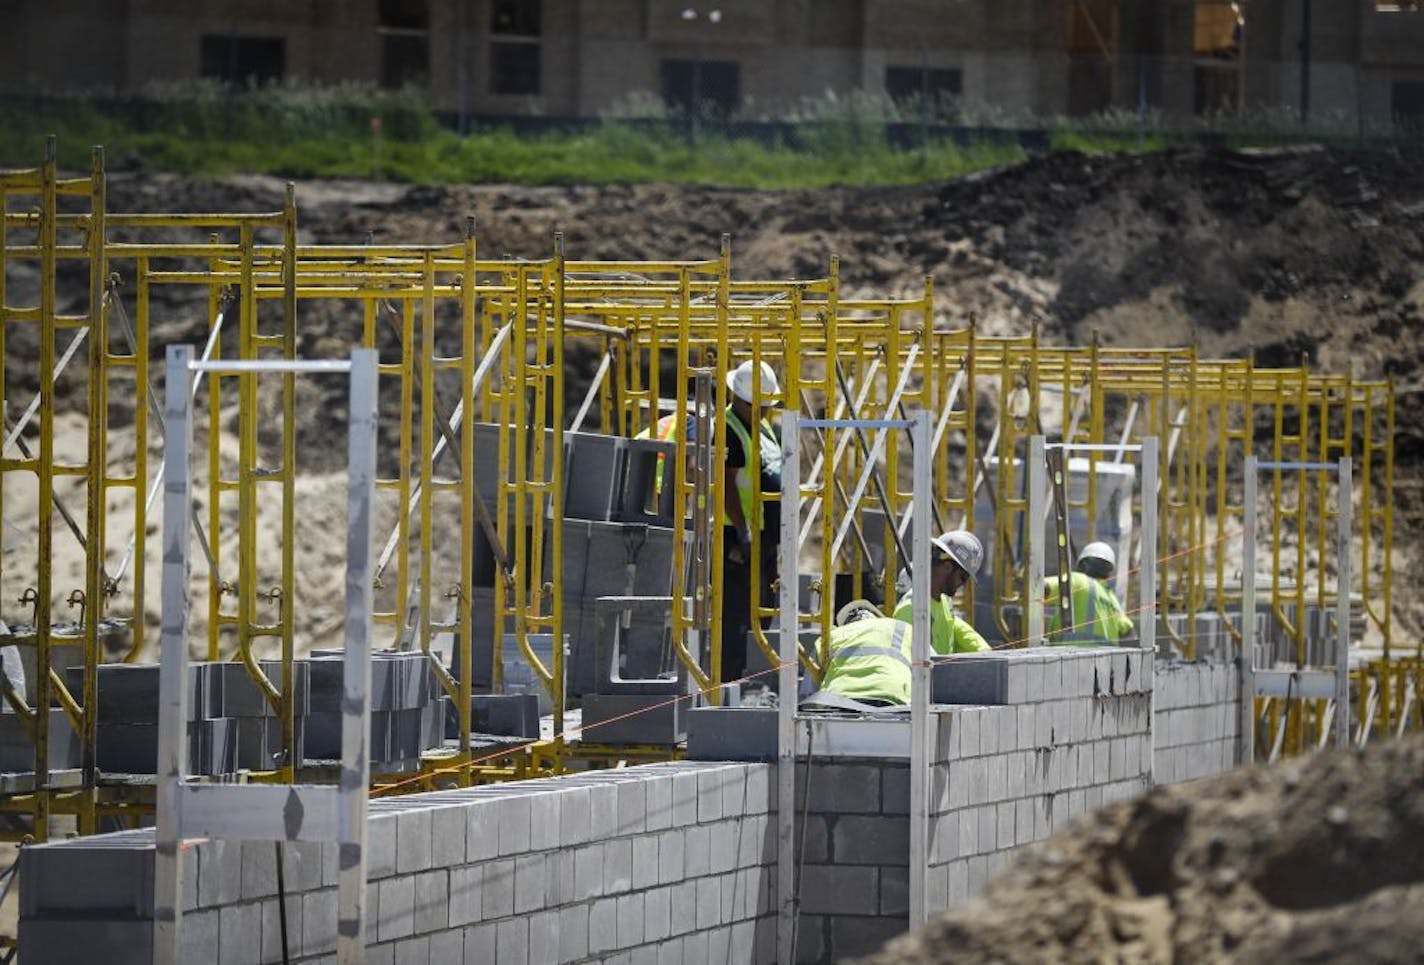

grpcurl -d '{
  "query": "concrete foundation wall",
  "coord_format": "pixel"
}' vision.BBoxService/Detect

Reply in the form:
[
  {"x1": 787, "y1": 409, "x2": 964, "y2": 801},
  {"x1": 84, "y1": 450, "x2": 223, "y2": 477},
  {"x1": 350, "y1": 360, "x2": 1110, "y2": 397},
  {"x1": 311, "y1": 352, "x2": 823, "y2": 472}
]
[
  {"x1": 1152, "y1": 658, "x2": 1241, "y2": 784},
  {"x1": 21, "y1": 649, "x2": 1251, "y2": 964}
]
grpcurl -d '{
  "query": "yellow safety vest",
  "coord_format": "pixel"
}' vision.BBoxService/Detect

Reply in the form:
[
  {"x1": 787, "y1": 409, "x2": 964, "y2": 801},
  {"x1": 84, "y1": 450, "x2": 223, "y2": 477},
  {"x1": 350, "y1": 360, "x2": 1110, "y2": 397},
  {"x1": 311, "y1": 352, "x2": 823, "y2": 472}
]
[
  {"x1": 721, "y1": 407, "x2": 780, "y2": 530},
  {"x1": 635, "y1": 413, "x2": 680, "y2": 495},
  {"x1": 818, "y1": 617, "x2": 913, "y2": 705},
  {"x1": 892, "y1": 592, "x2": 991, "y2": 654},
  {"x1": 1044, "y1": 571, "x2": 1134, "y2": 645}
]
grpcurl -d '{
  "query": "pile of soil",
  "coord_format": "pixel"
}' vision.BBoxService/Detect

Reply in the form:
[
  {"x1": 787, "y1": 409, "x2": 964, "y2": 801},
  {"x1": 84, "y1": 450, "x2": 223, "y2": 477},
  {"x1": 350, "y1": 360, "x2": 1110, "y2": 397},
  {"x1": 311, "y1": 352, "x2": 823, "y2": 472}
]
[
  {"x1": 860, "y1": 735, "x2": 1424, "y2": 964},
  {"x1": 4, "y1": 145, "x2": 1423, "y2": 649}
]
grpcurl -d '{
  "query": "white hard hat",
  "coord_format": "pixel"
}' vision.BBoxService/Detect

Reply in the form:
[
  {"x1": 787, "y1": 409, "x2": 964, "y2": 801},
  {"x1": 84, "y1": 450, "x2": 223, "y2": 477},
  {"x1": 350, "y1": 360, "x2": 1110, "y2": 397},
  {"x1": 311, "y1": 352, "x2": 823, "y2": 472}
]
[
  {"x1": 835, "y1": 599, "x2": 883, "y2": 626},
  {"x1": 930, "y1": 530, "x2": 983, "y2": 584},
  {"x1": 727, "y1": 360, "x2": 780, "y2": 404},
  {"x1": 1077, "y1": 541, "x2": 1116, "y2": 574}
]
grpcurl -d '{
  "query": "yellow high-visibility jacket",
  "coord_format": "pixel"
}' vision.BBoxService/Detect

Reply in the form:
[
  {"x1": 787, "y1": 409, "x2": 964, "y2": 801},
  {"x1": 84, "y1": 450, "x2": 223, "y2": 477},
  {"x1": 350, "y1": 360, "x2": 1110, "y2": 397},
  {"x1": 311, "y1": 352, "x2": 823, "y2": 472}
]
[
  {"x1": 892, "y1": 592, "x2": 991, "y2": 655},
  {"x1": 1044, "y1": 571, "x2": 1134, "y2": 645},
  {"x1": 818, "y1": 617, "x2": 913, "y2": 705}
]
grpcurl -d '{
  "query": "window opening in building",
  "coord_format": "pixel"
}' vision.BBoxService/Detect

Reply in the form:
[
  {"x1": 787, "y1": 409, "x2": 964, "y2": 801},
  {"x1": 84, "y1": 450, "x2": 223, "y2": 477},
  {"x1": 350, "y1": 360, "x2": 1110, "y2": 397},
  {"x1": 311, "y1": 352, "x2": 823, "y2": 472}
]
[
  {"x1": 199, "y1": 35, "x2": 286, "y2": 86},
  {"x1": 884, "y1": 66, "x2": 962, "y2": 107},
  {"x1": 379, "y1": 0, "x2": 429, "y2": 89},
  {"x1": 490, "y1": 0, "x2": 542, "y2": 95},
  {"x1": 661, "y1": 59, "x2": 741, "y2": 117}
]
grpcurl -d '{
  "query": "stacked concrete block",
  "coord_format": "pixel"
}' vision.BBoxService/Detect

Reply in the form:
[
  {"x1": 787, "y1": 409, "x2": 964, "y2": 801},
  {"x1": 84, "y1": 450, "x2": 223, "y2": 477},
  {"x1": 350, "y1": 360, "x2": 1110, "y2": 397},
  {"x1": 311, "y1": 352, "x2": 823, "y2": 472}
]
[
  {"x1": 20, "y1": 761, "x2": 779, "y2": 964},
  {"x1": 794, "y1": 761, "x2": 912, "y2": 962},
  {"x1": 0, "y1": 708, "x2": 80, "y2": 771},
  {"x1": 57, "y1": 663, "x2": 238, "y2": 776},
  {"x1": 1152, "y1": 659, "x2": 1240, "y2": 784},
  {"x1": 305, "y1": 651, "x2": 447, "y2": 772},
  {"x1": 619, "y1": 437, "x2": 678, "y2": 527},
  {"x1": 562, "y1": 431, "x2": 628, "y2": 521}
]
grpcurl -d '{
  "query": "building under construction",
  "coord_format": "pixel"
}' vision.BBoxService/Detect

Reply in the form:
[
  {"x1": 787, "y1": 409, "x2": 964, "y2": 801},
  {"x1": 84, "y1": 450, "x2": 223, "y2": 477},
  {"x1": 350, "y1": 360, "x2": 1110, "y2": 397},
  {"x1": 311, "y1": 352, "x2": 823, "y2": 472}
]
[
  {"x1": 3, "y1": 1, "x2": 1424, "y2": 126},
  {"x1": 0, "y1": 138, "x2": 1420, "y2": 964}
]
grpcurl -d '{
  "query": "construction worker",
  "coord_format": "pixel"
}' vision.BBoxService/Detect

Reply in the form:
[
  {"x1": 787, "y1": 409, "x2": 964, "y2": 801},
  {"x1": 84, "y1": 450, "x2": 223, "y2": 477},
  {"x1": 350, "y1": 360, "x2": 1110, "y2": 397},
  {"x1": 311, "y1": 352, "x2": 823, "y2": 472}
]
[
  {"x1": 802, "y1": 603, "x2": 914, "y2": 708},
  {"x1": 891, "y1": 530, "x2": 991, "y2": 654},
  {"x1": 1044, "y1": 541, "x2": 1134, "y2": 645},
  {"x1": 720, "y1": 359, "x2": 782, "y2": 684}
]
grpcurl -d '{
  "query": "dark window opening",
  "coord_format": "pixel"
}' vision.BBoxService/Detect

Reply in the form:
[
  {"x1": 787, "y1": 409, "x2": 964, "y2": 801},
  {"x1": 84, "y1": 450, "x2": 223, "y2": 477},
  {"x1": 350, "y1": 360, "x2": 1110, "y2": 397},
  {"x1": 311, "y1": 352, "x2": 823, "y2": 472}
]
[
  {"x1": 492, "y1": 0, "x2": 541, "y2": 36},
  {"x1": 382, "y1": 34, "x2": 429, "y2": 88},
  {"x1": 491, "y1": 41, "x2": 541, "y2": 95},
  {"x1": 660, "y1": 59, "x2": 741, "y2": 116},
  {"x1": 885, "y1": 66, "x2": 962, "y2": 104},
  {"x1": 1395, "y1": 81, "x2": 1424, "y2": 123},
  {"x1": 379, "y1": 0, "x2": 428, "y2": 31},
  {"x1": 199, "y1": 35, "x2": 285, "y2": 85}
]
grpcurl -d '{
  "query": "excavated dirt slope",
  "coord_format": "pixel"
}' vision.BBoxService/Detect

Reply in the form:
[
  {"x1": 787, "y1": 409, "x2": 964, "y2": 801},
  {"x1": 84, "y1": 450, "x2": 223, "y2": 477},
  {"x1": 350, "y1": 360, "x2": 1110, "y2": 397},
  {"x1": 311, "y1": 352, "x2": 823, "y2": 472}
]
[{"x1": 859, "y1": 735, "x2": 1424, "y2": 965}]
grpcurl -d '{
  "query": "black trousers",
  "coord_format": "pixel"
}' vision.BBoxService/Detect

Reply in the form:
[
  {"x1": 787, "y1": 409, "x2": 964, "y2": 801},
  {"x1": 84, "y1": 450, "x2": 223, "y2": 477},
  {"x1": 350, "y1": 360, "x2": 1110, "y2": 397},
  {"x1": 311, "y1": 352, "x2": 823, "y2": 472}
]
[{"x1": 720, "y1": 526, "x2": 779, "y2": 684}]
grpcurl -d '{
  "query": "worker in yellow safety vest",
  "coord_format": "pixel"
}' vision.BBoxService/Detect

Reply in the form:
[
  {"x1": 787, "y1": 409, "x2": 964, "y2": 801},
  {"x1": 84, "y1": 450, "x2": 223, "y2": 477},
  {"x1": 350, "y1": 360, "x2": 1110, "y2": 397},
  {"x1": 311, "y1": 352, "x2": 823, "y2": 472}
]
[
  {"x1": 891, "y1": 530, "x2": 991, "y2": 654},
  {"x1": 803, "y1": 605, "x2": 915, "y2": 709},
  {"x1": 1044, "y1": 541, "x2": 1134, "y2": 645},
  {"x1": 720, "y1": 359, "x2": 782, "y2": 685}
]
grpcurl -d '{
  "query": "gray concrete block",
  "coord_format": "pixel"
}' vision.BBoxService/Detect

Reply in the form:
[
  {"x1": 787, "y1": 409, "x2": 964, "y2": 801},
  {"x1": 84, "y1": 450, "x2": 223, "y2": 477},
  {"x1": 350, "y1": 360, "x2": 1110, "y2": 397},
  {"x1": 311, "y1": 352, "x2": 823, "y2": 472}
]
[
  {"x1": 558, "y1": 786, "x2": 591, "y2": 846},
  {"x1": 469, "y1": 693, "x2": 540, "y2": 739},
  {"x1": 695, "y1": 877, "x2": 722, "y2": 930},
  {"x1": 481, "y1": 858, "x2": 515, "y2": 919},
  {"x1": 645, "y1": 773, "x2": 674, "y2": 831},
  {"x1": 799, "y1": 864, "x2": 879, "y2": 916},
  {"x1": 881, "y1": 764, "x2": 910, "y2": 815},
  {"x1": 590, "y1": 896, "x2": 619, "y2": 954},
  {"x1": 683, "y1": 825, "x2": 711, "y2": 877},
  {"x1": 633, "y1": 833, "x2": 660, "y2": 889},
  {"x1": 720, "y1": 767, "x2": 748, "y2": 818},
  {"x1": 589, "y1": 782, "x2": 619, "y2": 838},
  {"x1": 833, "y1": 814, "x2": 908, "y2": 866},
  {"x1": 495, "y1": 794, "x2": 532, "y2": 856},
  {"x1": 391, "y1": 935, "x2": 429, "y2": 965},
  {"x1": 497, "y1": 916, "x2": 529, "y2": 964},
  {"x1": 218, "y1": 901, "x2": 262, "y2": 965},
  {"x1": 604, "y1": 837, "x2": 633, "y2": 895},
  {"x1": 528, "y1": 791, "x2": 561, "y2": 852},
  {"x1": 395, "y1": 808, "x2": 432, "y2": 874},
  {"x1": 672, "y1": 770, "x2": 699, "y2": 826},
  {"x1": 830, "y1": 913, "x2": 907, "y2": 959},
  {"x1": 527, "y1": 908, "x2": 561, "y2": 965},
  {"x1": 617, "y1": 892, "x2": 646, "y2": 948},
  {"x1": 932, "y1": 653, "x2": 1007, "y2": 704},
  {"x1": 563, "y1": 431, "x2": 628, "y2": 522},
  {"x1": 412, "y1": 869, "x2": 448, "y2": 934},
  {"x1": 656, "y1": 829, "x2": 685, "y2": 885},
  {"x1": 560, "y1": 903, "x2": 590, "y2": 962},
  {"x1": 708, "y1": 821, "x2": 738, "y2": 875},
  {"x1": 462, "y1": 922, "x2": 495, "y2": 963},
  {"x1": 795, "y1": 763, "x2": 880, "y2": 814},
  {"x1": 618, "y1": 439, "x2": 678, "y2": 527},
  {"x1": 514, "y1": 852, "x2": 547, "y2": 913},
  {"x1": 574, "y1": 843, "x2": 603, "y2": 901},
  {"x1": 669, "y1": 880, "x2": 698, "y2": 937},
  {"x1": 261, "y1": 895, "x2": 303, "y2": 963},
  {"x1": 448, "y1": 865, "x2": 482, "y2": 928},
  {"x1": 429, "y1": 927, "x2": 464, "y2": 965},
  {"x1": 686, "y1": 707, "x2": 777, "y2": 762},
  {"x1": 377, "y1": 875, "x2": 415, "y2": 943},
  {"x1": 644, "y1": 884, "x2": 674, "y2": 942},
  {"x1": 616, "y1": 778, "x2": 647, "y2": 835},
  {"x1": 18, "y1": 918, "x2": 151, "y2": 965},
  {"x1": 429, "y1": 805, "x2": 466, "y2": 868},
  {"x1": 301, "y1": 889, "x2": 337, "y2": 956}
]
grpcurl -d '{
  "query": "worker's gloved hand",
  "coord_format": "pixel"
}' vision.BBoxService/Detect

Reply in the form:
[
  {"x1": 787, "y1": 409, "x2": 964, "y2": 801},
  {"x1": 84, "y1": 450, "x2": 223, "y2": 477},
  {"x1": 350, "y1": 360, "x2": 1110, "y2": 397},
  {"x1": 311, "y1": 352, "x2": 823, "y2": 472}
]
[{"x1": 727, "y1": 527, "x2": 752, "y2": 566}]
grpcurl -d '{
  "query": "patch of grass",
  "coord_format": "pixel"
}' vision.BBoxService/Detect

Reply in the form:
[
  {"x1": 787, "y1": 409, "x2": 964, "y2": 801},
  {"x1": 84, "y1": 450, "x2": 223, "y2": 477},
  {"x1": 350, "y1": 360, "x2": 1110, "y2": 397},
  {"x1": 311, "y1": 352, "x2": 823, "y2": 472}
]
[{"x1": 0, "y1": 82, "x2": 1025, "y2": 187}]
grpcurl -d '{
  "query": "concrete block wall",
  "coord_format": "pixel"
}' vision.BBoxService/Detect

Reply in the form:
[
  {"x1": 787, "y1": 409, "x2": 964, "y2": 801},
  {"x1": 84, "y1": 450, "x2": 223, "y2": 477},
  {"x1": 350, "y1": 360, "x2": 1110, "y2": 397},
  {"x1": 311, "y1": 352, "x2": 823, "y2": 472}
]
[
  {"x1": 1152, "y1": 659, "x2": 1241, "y2": 784},
  {"x1": 20, "y1": 761, "x2": 779, "y2": 965},
  {"x1": 926, "y1": 648, "x2": 1154, "y2": 916}
]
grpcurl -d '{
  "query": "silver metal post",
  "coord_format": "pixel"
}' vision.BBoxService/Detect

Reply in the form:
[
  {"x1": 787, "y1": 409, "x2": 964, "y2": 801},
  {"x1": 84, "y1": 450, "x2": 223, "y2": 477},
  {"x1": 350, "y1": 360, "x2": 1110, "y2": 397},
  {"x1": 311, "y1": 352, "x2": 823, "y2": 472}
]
[
  {"x1": 154, "y1": 345, "x2": 195, "y2": 965},
  {"x1": 908, "y1": 410, "x2": 931, "y2": 926},
  {"x1": 1335, "y1": 457, "x2": 1352, "y2": 749},
  {"x1": 776, "y1": 410, "x2": 800, "y2": 965},
  {"x1": 1241, "y1": 455, "x2": 1258, "y2": 765},
  {"x1": 337, "y1": 349, "x2": 377, "y2": 962},
  {"x1": 1139, "y1": 437, "x2": 1159, "y2": 655},
  {"x1": 1026, "y1": 436, "x2": 1046, "y2": 646}
]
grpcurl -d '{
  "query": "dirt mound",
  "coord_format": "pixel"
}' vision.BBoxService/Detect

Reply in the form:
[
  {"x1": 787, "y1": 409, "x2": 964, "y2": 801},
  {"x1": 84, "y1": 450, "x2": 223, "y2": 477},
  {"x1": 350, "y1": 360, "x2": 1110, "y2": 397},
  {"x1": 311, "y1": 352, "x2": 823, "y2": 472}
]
[{"x1": 860, "y1": 736, "x2": 1424, "y2": 965}]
